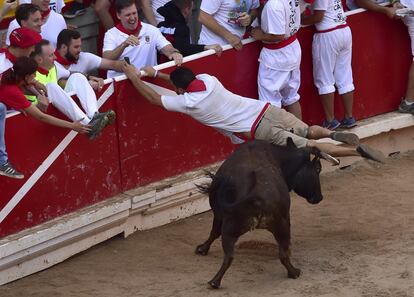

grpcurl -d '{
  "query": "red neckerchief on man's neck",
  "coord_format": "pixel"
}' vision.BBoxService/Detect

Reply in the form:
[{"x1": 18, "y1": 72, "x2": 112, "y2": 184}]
[
  {"x1": 0, "y1": 48, "x2": 17, "y2": 64},
  {"x1": 54, "y1": 50, "x2": 75, "y2": 66},
  {"x1": 116, "y1": 21, "x2": 142, "y2": 35},
  {"x1": 37, "y1": 67, "x2": 49, "y2": 76},
  {"x1": 41, "y1": 9, "x2": 51, "y2": 20},
  {"x1": 186, "y1": 79, "x2": 206, "y2": 93}
]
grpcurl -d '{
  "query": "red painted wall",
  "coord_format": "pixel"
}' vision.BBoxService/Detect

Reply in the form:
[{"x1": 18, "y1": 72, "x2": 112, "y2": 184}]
[{"x1": 0, "y1": 11, "x2": 411, "y2": 237}]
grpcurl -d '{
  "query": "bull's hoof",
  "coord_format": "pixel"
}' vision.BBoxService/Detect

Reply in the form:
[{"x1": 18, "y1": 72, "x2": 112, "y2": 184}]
[
  {"x1": 195, "y1": 244, "x2": 209, "y2": 255},
  {"x1": 208, "y1": 279, "x2": 221, "y2": 289},
  {"x1": 288, "y1": 268, "x2": 301, "y2": 279}
]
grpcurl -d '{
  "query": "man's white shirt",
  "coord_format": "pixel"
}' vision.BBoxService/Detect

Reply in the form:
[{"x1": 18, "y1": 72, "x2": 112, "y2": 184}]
[
  {"x1": 198, "y1": 0, "x2": 260, "y2": 45},
  {"x1": 19, "y1": 0, "x2": 66, "y2": 13},
  {"x1": 103, "y1": 22, "x2": 170, "y2": 78},
  {"x1": 258, "y1": 0, "x2": 301, "y2": 71},
  {"x1": 55, "y1": 52, "x2": 102, "y2": 80},
  {"x1": 312, "y1": 0, "x2": 347, "y2": 31},
  {"x1": 6, "y1": 10, "x2": 67, "y2": 48},
  {"x1": 161, "y1": 74, "x2": 267, "y2": 133}
]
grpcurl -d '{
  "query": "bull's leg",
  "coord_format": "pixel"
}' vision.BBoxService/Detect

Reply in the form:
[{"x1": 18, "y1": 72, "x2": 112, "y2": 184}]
[
  {"x1": 208, "y1": 234, "x2": 237, "y2": 289},
  {"x1": 208, "y1": 219, "x2": 247, "y2": 289},
  {"x1": 195, "y1": 214, "x2": 222, "y2": 255},
  {"x1": 270, "y1": 217, "x2": 301, "y2": 279}
]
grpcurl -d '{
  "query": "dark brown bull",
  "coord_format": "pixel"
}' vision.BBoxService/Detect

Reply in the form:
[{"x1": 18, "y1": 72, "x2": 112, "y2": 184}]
[{"x1": 196, "y1": 139, "x2": 334, "y2": 288}]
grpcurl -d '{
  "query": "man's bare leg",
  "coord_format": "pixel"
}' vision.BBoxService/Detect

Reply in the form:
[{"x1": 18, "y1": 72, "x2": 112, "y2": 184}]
[
  {"x1": 399, "y1": 61, "x2": 414, "y2": 114},
  {"x1": 320, "y1": 92, "x2": 335, "y2": 122},
  {"x1": 404, "y1": 61, "x2": 414, "y2": 103},
  {"x1": 94, "y1": 0, "x2": 114, "y2": 30},
  {"x1": 286, "y1": 101, "x2": 302, "y2": 120},
  {"x1": 307, "y1": 141, "x2": 359, "y2": 157},
  {"x1": 307, "y1": 140, "x2": 386, "y2": 163},
  {"x1": 306, "y1": 125, "x2": 359, "y2": 145}
]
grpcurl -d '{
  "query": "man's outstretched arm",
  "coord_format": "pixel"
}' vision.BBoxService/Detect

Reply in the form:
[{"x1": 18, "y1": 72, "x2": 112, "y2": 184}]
[{"x1": 122, "y1": 64, "x2": 164, "y2": 106}]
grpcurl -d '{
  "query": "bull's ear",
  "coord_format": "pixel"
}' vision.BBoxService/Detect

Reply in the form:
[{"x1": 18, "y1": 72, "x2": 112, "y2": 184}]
[{"x1": 286, "y1": 137, "x2": 297, "y2": 149}]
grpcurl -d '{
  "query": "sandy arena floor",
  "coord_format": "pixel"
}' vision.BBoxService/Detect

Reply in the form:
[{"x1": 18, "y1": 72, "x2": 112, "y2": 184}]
[{"x1": 1, "y1": 151, "x2": 414, "y2": 297}]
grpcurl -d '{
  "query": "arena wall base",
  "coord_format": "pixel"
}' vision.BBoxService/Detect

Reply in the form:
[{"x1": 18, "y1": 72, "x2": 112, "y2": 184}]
[{"x1": 0, "y1": 112, "x2": 413, "y2": 286}]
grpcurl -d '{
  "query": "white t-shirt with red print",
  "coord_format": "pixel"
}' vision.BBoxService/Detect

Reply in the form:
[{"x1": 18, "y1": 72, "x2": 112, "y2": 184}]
[{"x1": 198, "y1": 0, "x2": 260, "y2": 45}]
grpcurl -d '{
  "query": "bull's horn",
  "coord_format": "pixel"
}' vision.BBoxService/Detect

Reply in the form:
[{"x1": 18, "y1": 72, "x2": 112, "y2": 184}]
[{"x1": 320, "y1": 152, "x2": 340, "y2": 166}]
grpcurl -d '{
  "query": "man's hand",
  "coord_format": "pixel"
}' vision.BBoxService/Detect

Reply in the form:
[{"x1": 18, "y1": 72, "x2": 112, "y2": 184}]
[
  {"x1": 71, "y1": 120, "x2": 91, "y2": 134},
  {"x1": 169, "y1": 52, "x2": 183, "y2": 65},
  {"x1": 385, "y1": 7, "x2": 400, "y2": 19},
  {"x1": 37, "y1": 92, "x2": 49, "y2": 106},
  {"x1": 88, "y1": 76, "x2": 105, "y2": 91},
  {"x1": 32, "y1": 80, "x2": 48, "y2": 96},
  {"x1": 204, "y1": 44, "x2": 223, "y2": 56},
  {"x1": 227, "y1": 34, "x2": 243, "y2": 51},
  {"x1": 250, "y1": 27, "x2": 264, "y2": 41},
  {"x1": 393, "y1": 1, "x2": 405, "y2": 8},
  {"x1": 238, "y1": 12, "x2": 251, "y2": 27},
  {"x1": 123, "y1": 35, "x2": 140, "y2": 47},
  {"x1": 1, "y1": 0, "x2": 17, "y2": 18},
  {"x1": 122, "y1": 63, "x2": 140, "y2": 80},
  {"x1": 141, "y1": 66, "x2": 157, "y2": 77}
]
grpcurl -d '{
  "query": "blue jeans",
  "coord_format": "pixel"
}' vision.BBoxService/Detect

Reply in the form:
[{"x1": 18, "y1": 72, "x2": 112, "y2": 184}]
[{"x1": 0, "y1": 102, "x2": 8, "y2": 166}]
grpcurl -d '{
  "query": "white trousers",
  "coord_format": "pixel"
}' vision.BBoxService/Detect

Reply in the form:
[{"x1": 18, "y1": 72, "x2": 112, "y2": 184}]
[
  {"x1": 312, "y1": 26, "x2": 354, "y2": 95},
  {"x1": 403, "y1": 16, "x2": 414, "y2": 58},
  {"x1": 257, "y1": 64, "x2": 301, "y2": 107},
  {"x1": 46, "y1": 73, "x2": 98, "y2": 125}
]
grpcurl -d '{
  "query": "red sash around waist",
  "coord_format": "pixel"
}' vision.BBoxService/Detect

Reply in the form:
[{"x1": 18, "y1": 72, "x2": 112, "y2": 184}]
[
  {"x1": 316, "y1": 24, "x2": 348, "y2": 34},
  {"x1": 262, "y1": 34, "x2": 297, "y2": 50}
]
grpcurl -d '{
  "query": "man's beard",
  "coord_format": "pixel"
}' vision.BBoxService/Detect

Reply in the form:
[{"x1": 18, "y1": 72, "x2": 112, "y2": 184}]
[{"x1": 66, "y1": 51, "x2": 79, "y2": 63}]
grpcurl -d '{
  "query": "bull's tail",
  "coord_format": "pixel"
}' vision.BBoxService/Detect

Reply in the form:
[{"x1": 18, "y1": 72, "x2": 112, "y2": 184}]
[
  {"x1": 195, "y1": 170, "x2": 217, "y2": 195},
  {"x1": 196, "y1": 170, "x2": 257, "y2": 210}
]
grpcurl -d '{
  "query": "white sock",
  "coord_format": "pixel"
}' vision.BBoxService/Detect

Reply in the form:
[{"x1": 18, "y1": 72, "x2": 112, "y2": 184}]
[{"x1": 405, "y1": 99, "x2": 414, "y2": 105}]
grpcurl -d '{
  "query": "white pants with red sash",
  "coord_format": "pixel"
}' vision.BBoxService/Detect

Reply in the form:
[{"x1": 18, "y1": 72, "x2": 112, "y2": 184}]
[{"x1": 312, "y1": 26, "x2": 354, "y2": 95}]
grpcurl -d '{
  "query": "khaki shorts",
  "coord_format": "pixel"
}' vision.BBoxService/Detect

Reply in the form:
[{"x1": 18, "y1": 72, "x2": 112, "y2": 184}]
[{"x1": 254, "y1": 105, "x2": 309, "y2": 148}]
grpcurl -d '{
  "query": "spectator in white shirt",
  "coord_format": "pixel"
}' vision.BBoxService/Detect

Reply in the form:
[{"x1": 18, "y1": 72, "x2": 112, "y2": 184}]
[
  {"x1": 141, "y1": 0, "x2": 168, "y2": 26},
  {"x1": 302, "y1": 0, "x2": 356, "y2": 129},
  {"x1": 198, "y1": 0, "x2": 259, "y2": 51},
  {"x1": 19, "y1": 0, "x2": 65, "y2": 13},
  {"x1": 6, "y1": 0, "x2": 67, "y2": 48},
  {"x1": 391, "y1": 0, "x2": 414, "y2": 115},
  {"x1": 54, "y1": 29, "x2": 126, "y2": 88},
  {"x1": 102, "y1": 0, "x2": 183, "y2": 78}
]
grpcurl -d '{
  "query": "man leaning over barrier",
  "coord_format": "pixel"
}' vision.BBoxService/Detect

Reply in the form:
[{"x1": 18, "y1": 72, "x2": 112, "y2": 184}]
[{"x1": 122, "y1": 63, "x2": 387, "y2": 163}]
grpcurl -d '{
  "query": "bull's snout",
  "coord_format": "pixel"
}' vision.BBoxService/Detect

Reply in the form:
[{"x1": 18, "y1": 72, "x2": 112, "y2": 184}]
[{"x1": 307, "y1": 195, "x2": 323, "y2": 204}]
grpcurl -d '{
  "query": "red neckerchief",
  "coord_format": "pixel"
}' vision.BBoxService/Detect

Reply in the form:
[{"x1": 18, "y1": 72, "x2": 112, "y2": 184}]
[
  {"x1": 115, "y1": 21, "x2": 142, "y2": 35},
  {"x1": 0, "y1": 48, "x2": 17, "y2": 64},
  {"x1": 37, "y1": 67, "x2": 49, "y2": 76},
  {"x1": 54, "y1": 50, "x2": 75, "y2": 66},
  {"x1": 41, "y1": 9, "x2": 51, "y2": 20},
  {"x1": 186, "y1": 79, "x2": 206, "y2": 93}
]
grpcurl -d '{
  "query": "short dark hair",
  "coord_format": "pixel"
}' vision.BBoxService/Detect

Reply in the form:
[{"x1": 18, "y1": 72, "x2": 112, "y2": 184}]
[
  {"x1": 1, "y1": 57, "x2": 38, "y2": 85},
  {"x1": 173, "y1": 0, "x2": 193, "y2": 10},
  {"x1": 56, "y1": 29, "x2": 81, "y2": 50},
  {"x1": 30, "y1": 39, "x2": 51, "y2": 58},
  {"x1": 15, "y1": 4, "x2": 41, "y2": 26},
  {"x1": 115, "y1": 0, "x2": 136, "y2": 14},
  {"x1": 170, "y1": 67, "x2": 196, "y2": 89}
]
